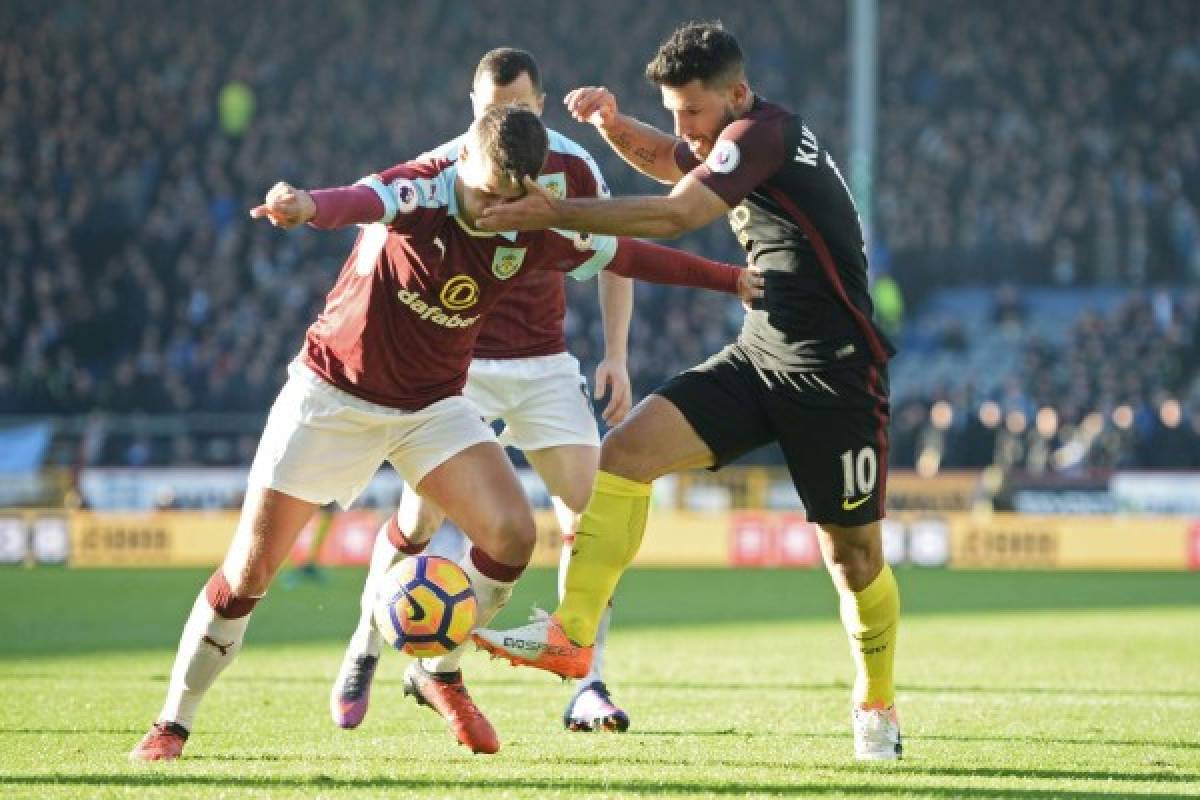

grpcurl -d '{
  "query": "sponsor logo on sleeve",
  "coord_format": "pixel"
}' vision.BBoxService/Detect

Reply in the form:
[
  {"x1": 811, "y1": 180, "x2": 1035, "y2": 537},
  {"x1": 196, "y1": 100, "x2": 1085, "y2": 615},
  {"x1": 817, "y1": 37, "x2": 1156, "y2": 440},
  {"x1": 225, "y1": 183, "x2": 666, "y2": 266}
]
[
  {"x1": 391, "y1": 179, "x2": 420, "y2": 214},
  {"x1": 491, "y1": 247, "x2": 527, "y2": 280},
  {"x1": 707, "y1": 140, "x2": 740, "y2": 174}
]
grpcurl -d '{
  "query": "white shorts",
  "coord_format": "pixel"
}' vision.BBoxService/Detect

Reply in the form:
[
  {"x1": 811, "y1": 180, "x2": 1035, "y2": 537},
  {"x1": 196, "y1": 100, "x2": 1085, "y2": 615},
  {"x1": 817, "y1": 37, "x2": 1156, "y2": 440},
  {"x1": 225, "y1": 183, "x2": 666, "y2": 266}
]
[
  {"x1": 248, "y1": 362, "x2": 496, "y2": 509},
  {"x1": 464, "y1": 352, "x2": 601, "y2": 452}
]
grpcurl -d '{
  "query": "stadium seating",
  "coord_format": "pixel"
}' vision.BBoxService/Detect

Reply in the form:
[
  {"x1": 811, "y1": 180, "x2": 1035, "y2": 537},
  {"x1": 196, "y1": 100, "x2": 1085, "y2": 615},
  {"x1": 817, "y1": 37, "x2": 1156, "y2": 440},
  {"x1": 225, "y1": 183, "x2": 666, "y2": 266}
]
[{"x1": 1, "y1": 0, "x2": 1197, "y2": 469}]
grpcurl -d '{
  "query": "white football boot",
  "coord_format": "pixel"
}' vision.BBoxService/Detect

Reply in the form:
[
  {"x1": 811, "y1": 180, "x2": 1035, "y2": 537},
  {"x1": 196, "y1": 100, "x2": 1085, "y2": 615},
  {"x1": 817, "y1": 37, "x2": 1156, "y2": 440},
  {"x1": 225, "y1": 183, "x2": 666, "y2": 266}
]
[{"x1": 852, "y1": 705, "x2": 902, "y2": 760}]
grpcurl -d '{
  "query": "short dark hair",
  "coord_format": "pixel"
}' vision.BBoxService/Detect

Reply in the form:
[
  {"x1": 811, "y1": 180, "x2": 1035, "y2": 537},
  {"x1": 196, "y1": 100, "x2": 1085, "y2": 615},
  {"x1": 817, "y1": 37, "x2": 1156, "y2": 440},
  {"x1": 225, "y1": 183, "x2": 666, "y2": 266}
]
[
  {"x1": 645, "y1": 21, "x2": 744, "y2": 88},
  {"x1": 474, "y1": 48, "x2": 542, "y2": 91},
  {"x1": 472, "y1": 105, "x2": 548, "y2": 185}
]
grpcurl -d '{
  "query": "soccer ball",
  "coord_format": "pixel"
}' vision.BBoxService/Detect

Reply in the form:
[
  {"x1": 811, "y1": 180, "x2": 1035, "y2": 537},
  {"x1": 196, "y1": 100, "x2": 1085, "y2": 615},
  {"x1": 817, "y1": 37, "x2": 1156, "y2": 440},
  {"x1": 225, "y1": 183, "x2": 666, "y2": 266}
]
[{"x1": 373, "y1": 555, "x2": 478, "y2": 658}]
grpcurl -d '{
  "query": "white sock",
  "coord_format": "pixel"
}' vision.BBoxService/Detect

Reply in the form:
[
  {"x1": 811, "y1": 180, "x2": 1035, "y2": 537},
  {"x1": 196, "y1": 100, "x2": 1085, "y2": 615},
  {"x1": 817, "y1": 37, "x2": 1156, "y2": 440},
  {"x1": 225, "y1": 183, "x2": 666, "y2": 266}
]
[
  {"x1": 158, "y1": 590, "x2": 252, "y2": 731},
  {"x1": 421, "y1": 549, "x2": 517, "y2": 674},
  {"x1": 347, "y1": 519, "x2": 399, "y2": 658}
]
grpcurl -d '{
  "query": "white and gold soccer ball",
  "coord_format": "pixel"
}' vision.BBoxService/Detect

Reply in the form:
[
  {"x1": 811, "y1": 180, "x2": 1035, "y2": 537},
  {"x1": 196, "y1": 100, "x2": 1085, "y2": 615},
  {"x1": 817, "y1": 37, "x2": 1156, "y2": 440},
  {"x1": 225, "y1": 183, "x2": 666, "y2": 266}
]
[{"x1": 373, "y1": 556, "x2": 478, "y2": 658}]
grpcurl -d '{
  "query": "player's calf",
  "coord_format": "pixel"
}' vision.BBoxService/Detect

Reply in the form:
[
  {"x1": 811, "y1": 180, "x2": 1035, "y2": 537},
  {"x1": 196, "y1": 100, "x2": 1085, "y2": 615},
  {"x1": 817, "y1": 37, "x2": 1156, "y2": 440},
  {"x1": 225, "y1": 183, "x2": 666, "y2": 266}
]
[{"x1": 130, "y1": 568, "x2": 262, "y2": 761}]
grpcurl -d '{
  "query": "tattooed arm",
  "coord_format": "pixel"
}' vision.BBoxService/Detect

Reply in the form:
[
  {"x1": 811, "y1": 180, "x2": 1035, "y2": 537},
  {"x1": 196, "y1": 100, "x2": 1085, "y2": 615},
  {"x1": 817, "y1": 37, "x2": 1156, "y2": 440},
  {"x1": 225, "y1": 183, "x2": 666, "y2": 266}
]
[{"x1": 564, "y1": 86, "x2": 685, "y2": 185}]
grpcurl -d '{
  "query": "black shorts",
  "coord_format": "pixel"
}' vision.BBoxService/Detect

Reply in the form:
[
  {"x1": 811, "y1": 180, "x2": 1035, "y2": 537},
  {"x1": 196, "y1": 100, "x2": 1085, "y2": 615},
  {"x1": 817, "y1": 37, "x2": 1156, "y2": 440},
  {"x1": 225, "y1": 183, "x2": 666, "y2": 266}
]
[{"x1": 655, "y1": 344, "x2": 890, "y2": 526}]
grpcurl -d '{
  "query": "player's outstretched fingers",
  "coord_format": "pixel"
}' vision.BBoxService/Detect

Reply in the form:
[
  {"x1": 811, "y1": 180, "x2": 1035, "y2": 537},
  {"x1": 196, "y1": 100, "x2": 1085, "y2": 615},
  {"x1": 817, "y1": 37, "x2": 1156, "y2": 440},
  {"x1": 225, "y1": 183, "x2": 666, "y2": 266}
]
[
  {"x1": 747, "y1": 267, "x2": 765, "y2": 292},
  {"x1": 249, "y1": 204, "x2": 286, "y2": 227},
  {"x1": 738, "y1": 267, "x2": 765, "y2": 310}
]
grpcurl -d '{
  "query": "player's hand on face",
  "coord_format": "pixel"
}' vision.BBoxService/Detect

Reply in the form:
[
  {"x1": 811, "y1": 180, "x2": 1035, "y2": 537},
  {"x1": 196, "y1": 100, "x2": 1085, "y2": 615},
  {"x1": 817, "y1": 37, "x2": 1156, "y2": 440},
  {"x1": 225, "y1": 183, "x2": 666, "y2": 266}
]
[
  {"x1": 737, "y1": 266, "x2": 765, "y2": 311},
  {"x1": 564, "y1": 87, "x2": 618, "y2": 129},
  {"x1": 476, "y1": 176, "x2": 560, "y2": 232},
  {"x1": 249, "y1": 182, "x2": 316, "y2": 229},
  {"x1": 594, "y1": 357, "x2": 633, "y2": 426}
]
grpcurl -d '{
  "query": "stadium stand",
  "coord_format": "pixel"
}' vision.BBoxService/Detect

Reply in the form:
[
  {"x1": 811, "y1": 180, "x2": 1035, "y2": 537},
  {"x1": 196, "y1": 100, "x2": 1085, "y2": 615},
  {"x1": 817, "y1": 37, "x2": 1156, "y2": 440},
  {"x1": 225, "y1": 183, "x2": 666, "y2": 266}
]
[{"x1": 1, "y1": 0, "x2": 1197, "y2": 470}]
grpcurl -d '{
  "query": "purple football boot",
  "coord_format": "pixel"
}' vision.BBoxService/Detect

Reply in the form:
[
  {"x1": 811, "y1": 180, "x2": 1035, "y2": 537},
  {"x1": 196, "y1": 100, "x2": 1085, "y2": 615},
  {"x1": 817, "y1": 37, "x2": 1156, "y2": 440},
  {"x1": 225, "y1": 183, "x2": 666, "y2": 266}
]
[{"x1": 331, "y1": 652, "x2": 379, "y2": 729}]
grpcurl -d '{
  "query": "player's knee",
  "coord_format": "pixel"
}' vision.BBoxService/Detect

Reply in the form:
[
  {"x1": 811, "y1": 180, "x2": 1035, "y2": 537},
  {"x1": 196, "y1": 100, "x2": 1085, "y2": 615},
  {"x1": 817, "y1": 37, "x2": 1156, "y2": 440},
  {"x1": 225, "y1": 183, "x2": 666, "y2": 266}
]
[
  {"x1": 555, "y1": 481, "x2": 594, "y2": 515},
  {"x1": 598, "y1": 427, "x2": 658, "y2": 484},
  {"x1": 822, "y1": 528, "x2": 883, "y2": 591},
  {"x1": 482, "y1": 508, "x2": 537, "y2": 565},
  {"x1": 226, "y1": 562, "x2": 273, "y2": 598}
]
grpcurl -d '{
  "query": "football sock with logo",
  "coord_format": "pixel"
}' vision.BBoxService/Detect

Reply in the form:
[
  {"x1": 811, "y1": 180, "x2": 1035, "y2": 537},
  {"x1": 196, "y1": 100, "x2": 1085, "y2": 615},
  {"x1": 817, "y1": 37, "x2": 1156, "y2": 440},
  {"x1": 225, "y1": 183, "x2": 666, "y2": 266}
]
[
  {"x1": 839, "y1": 563, "x2": 899, "y2": 708},
  {"x1": 158, "y1": 570, "x2": 260, "y2": 731},
  {"x1": 557, "y1": 471, "x2": 650, "y2": 646},
  {"x1": 350, "y1": 516, "x2": 426, "y2": 657},
  {"x1": 559, "y1": 532, "x2": 613, "y2": 684},
  {"x1": 422, "y1": 546, "x2": 525, "y2": 674}
]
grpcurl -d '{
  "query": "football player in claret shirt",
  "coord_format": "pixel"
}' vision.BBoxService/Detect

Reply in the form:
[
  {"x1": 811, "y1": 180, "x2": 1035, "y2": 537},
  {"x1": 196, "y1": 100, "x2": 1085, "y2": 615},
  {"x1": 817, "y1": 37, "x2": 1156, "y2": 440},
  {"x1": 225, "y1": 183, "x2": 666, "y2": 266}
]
[
  {"x1": 331, "y1": 48, "x2": 637, "y2": 741},
  {"x1": 472, "y1": 23, "x2": 903, "y2": 761},
  {"x1": 130, "y1": 104, "x2": 761, "y2": 761}
]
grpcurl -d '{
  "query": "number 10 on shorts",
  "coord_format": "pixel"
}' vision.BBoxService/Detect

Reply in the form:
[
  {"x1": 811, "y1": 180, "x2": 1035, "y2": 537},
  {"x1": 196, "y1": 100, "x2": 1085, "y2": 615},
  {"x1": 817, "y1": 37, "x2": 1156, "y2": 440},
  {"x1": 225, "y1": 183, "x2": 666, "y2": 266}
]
[{"x1": 839, "y1": 447, "x2": 877, "y2": 499}]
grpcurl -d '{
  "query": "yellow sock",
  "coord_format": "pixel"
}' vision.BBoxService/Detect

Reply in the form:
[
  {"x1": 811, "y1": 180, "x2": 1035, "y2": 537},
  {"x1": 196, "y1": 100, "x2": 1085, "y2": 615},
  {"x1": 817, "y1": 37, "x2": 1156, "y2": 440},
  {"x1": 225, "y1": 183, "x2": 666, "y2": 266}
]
[
  {"x1": 839, "y1": 563, "x2": 899, "y2": 707},
  {"x1": 557, "y1": 470, "x2": 650, "y2": 645}
]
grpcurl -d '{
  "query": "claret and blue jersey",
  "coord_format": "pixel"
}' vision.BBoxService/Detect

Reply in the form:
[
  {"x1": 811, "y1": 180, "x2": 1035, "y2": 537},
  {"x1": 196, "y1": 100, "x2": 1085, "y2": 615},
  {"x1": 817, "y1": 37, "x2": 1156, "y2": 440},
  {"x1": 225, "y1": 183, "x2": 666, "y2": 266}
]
[
  {"x1": 303, "y1": 153, "x2": 618, "y2": 412},
  {"x1": 420, "y1": 129, "x2": 615, "y2": 360}
]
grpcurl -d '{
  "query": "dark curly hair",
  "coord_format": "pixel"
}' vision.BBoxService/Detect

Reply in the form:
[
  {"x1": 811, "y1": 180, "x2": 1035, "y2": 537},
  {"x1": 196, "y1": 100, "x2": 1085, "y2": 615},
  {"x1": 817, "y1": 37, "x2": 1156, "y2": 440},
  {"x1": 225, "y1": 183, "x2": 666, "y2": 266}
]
[
  {"x1": 472, "y1": 105, "x2": 548, "y2": 185},
  {"x1": 645, "y1": 21, "x2": 744, "y2": 88}
]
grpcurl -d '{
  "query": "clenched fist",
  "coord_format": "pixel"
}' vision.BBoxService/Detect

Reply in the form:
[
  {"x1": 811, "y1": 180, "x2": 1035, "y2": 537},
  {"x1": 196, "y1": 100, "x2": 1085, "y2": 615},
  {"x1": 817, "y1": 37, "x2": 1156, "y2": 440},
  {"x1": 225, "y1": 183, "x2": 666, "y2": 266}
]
[
  {"x1": 249, "y1": 182, "x2": 316, "y2": 229},
  {"x1": 564, "y1": 86, "x2": 619, "y2": 130}
]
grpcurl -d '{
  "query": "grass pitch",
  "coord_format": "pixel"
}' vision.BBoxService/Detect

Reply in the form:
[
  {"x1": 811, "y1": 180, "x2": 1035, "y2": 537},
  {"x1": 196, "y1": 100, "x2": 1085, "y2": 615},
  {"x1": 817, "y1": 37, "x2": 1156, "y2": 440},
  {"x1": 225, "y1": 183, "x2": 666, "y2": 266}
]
[{"x1": 1, "y1": 567, "x2": 1198, "y2": 799}]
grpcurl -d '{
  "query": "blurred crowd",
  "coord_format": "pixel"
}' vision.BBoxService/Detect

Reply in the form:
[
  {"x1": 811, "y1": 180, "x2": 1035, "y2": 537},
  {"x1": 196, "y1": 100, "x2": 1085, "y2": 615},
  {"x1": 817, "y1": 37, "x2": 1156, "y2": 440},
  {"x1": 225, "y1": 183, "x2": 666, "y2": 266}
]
[
  {"x1": 1, "y1": 0, "x2": 1198, "y2": 470},
  {"x1": 875, "y1": 1, "x2": 1200, "y2": 298},
  {"x1": 892, "y1": 289, "x2": 1200, "y2": 471}
]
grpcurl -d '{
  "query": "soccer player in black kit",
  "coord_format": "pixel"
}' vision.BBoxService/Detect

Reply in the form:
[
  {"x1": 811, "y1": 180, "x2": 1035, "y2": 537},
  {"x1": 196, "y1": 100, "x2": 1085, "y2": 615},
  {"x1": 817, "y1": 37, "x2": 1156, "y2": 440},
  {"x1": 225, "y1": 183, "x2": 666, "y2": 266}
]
[{"x1": 474, "y1": 21, "x2": 902, "y2": 760}]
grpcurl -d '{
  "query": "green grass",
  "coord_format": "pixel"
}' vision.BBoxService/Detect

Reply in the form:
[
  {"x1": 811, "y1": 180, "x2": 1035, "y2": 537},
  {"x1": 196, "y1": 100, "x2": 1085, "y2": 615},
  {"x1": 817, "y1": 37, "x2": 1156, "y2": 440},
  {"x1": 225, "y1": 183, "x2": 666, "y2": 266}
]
[{"x1": 1, "y1": 567, "x2": 1199, "y2": 799}]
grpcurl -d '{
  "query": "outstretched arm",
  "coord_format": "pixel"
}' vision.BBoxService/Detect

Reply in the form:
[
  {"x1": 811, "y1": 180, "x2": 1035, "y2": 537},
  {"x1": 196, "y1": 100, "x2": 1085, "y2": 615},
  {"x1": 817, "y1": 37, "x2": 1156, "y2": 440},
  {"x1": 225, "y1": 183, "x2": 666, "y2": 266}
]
[
  {"x1": 249, "y1": 179, "x2": 395, "y2": 230},
  {"x1": 565, "y1": 87, "x2": 685, "y2": 185},
  {"x1": 482, "y1": 113, "x2": 786, "y2": 240},
  {"x1": 605, "y1": 238, "x2": 762, "y2": 306},
  {"x1": 479, "y1": 173, "x2": 729, "y2": 240}
]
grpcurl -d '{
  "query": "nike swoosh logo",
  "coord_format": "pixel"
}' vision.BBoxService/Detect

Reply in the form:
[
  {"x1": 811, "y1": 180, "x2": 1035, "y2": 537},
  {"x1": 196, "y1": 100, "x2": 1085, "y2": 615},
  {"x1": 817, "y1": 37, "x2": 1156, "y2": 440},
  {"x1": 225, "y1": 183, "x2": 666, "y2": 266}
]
[
  {"x1": 842, "y1": 494, "x2": 872, "y2": 511},
  {"x1": 406, "y1": 595, "x2": 426, "y2": 623}
]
